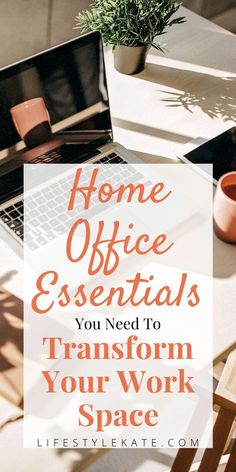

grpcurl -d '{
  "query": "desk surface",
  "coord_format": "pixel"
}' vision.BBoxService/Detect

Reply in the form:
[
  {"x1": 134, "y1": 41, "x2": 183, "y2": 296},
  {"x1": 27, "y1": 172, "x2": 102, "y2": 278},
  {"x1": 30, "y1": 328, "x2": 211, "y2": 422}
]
[
  {"x1": 0, "y1": 7, "x2": 235, "y2": 362},
  {"x1": 104, "y1": 7, "x2": 236, "y2": 362},
  {"x1": 106, "y1": 7, "x2": 236, "y2": 160}
]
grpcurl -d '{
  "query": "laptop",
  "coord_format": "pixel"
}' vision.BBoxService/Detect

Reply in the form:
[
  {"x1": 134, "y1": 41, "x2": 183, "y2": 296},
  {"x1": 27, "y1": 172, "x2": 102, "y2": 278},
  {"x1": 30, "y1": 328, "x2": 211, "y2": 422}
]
[{"x1": 0, "y1": 31, "x2": 143, "y2": 257}]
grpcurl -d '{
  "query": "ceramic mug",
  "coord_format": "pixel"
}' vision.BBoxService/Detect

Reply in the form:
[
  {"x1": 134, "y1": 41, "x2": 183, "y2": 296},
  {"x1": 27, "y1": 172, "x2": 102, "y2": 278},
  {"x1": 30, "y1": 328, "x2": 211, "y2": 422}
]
[
  {"x1": 10, "y1": 97, "x2": 51, "y2": 148},
  {"x1": 213, "y1": 171, "x2": 236, "y2": 243}
]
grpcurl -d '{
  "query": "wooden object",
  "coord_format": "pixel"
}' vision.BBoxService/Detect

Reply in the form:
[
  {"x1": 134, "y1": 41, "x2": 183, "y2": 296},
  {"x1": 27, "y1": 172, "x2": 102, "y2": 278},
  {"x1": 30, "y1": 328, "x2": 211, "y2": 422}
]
[{"x1": 170, "y1": 394, "x2": 236, "y2": 472}]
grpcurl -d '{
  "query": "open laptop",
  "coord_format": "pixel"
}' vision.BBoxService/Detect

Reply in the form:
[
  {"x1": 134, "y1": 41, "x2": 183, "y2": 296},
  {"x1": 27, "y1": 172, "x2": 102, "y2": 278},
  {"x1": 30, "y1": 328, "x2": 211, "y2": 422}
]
[{"x1": 0, "y1": 31, "x2": 143, "y2": 257}]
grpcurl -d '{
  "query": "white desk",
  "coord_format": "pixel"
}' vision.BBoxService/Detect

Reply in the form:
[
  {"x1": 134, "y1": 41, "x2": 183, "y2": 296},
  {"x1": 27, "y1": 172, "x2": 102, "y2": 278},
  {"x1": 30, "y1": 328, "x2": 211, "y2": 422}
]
[
  {"x1": 106, "y1": 7, "x2": 236, "y2": 160},
  {"x1": 0, "y1": 7, "x2": 235, "y2": 361},
  {"x1": 104, "y1": 7, "x2": 236, "y2": 362}
]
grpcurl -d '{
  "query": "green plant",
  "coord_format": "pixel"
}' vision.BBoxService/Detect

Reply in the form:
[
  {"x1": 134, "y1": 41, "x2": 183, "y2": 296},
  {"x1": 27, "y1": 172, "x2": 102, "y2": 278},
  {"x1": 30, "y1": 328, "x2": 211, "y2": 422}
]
[{"x1": 75, "y1": 0, "x2": 185, "y2": 52}]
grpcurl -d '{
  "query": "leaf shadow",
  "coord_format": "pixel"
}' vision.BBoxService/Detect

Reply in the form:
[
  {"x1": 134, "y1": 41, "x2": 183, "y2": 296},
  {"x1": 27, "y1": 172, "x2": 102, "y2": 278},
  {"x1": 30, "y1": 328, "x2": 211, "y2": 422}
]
[{"x1": 137, "y1": 63, "x2": 236, "y2": 122}]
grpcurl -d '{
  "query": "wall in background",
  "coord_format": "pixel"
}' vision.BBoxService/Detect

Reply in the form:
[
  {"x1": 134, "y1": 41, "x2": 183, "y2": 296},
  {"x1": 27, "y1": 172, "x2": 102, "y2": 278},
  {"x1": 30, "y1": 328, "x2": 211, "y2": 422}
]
[
  {"x1": 182, "y1": 0, "x2": 235, "y2": 18},
  {"x1": 182, "y1": 0, "x2": 236, "y2": 32},
  {"x1": 0, "y1": 0, "x2": 90, "y2": 68},
  {"x1": 0, "y1": 0, "x2": 235, "y2": 69}
]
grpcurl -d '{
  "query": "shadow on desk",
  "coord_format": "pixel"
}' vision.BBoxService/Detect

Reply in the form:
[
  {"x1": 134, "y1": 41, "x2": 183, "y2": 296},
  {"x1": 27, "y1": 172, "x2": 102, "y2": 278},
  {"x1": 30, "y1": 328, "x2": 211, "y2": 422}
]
[
  {"x1": 0, "y1": 287, "x2": 23, "y2": 407},
  {"x1": 130, "y1": 150, "x2": 179, "y2": 163},
  {"x1": 113, "y1": 117, "x2": 192, "y2": 144},
  {"x1": 137, "y1": 63, "x2": 236, "y2": 122}
]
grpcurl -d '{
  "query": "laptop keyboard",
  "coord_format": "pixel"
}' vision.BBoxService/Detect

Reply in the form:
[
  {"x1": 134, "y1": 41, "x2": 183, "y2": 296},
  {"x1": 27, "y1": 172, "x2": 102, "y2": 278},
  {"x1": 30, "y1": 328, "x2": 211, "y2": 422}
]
[
  {"x1": 0, "y1": 151, "x2": 144, "y2": 251},
  {"x1": 0, "y1": 201, "x2": 24, "y2": 239},
  {"x1": 0, "y1": 144, "x2": 102, "y2": 203},
  {"x1": 29, "y1": 143, "x2": 101, "y2": 164}
]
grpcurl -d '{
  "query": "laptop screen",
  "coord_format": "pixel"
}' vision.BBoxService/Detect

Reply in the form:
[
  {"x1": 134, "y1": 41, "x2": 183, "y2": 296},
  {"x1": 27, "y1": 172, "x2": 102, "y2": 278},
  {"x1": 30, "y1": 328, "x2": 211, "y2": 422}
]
[{"x1": 0, "y1": 32, "x2": 112, "y2": 156}]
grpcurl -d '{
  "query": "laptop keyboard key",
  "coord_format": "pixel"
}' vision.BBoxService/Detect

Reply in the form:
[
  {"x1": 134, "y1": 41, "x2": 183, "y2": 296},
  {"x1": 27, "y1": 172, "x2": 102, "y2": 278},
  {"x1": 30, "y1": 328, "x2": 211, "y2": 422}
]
[
  {"x1": 9, "y1": 210, "x2": 20, "y2": 219},
  {"x1": 41, "y1": 222, "x2": 51, "y2": 231},
  {"x1": 1, "y1": 214, "x2": 11, "y2": 223},
  {"x1": 5, "y1": 205, "x2": 14, "y2": 213},
  {"x1": 15, "y1": 226, "x2": 23, "y2": 236},
  {"x1": 109, "y1": 156, "x2": 124, "y2": 163},
  {"x1": 30, "y1": 219, "x2": 39, "y2": 227},
  {"x1": 36, "y1": 236, "x2": 47, "y2": 246},
  {"x1": 15, "y1": 201, "x2": 23, "y2": 209},
  {"x1": 47, "y1": 200, "x2": 56, "y2": 208},
  {"x1": 47, "y1": 209, "x2": 57, "y2": 218},
  {"x1": 8, "y1": 219, "x2": 22, "y2": 229},
  {"x1": 99, "y1": 156, "x2": 109, "y2": 163},
  {"x1": 50, "y1": 217, "x2": 61, "y2": 227},
  {"x1": 54, "y1": 225, "x2": 66, "y2": 235}
]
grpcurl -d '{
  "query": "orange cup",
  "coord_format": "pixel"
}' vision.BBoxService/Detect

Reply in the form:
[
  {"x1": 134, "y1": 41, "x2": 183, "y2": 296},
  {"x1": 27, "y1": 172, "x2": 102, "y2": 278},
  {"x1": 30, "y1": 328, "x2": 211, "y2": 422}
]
[
  {"x1": 10, "y1": 97, "x2": 51, "y2": 148},
  {"x1": 213, "y1": 171, "x2": 236, "y2": 243}
]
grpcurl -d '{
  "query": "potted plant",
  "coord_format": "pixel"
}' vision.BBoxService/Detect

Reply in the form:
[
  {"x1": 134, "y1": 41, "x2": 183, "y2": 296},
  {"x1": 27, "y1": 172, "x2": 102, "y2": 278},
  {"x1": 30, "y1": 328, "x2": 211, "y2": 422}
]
[{"x1": 75, "y1": 0, "x2": 185, "y2": 75}]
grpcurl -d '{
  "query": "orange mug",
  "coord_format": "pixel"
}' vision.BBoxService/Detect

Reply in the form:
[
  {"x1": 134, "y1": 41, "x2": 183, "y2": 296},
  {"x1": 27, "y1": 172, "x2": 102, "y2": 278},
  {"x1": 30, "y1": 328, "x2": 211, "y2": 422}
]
[
  {"x1": 10, "y1": 97, "x2": 51, "y2": 148},
  {"x1": 213, "y1": 171, "x2": 236, "y2": 243}
]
